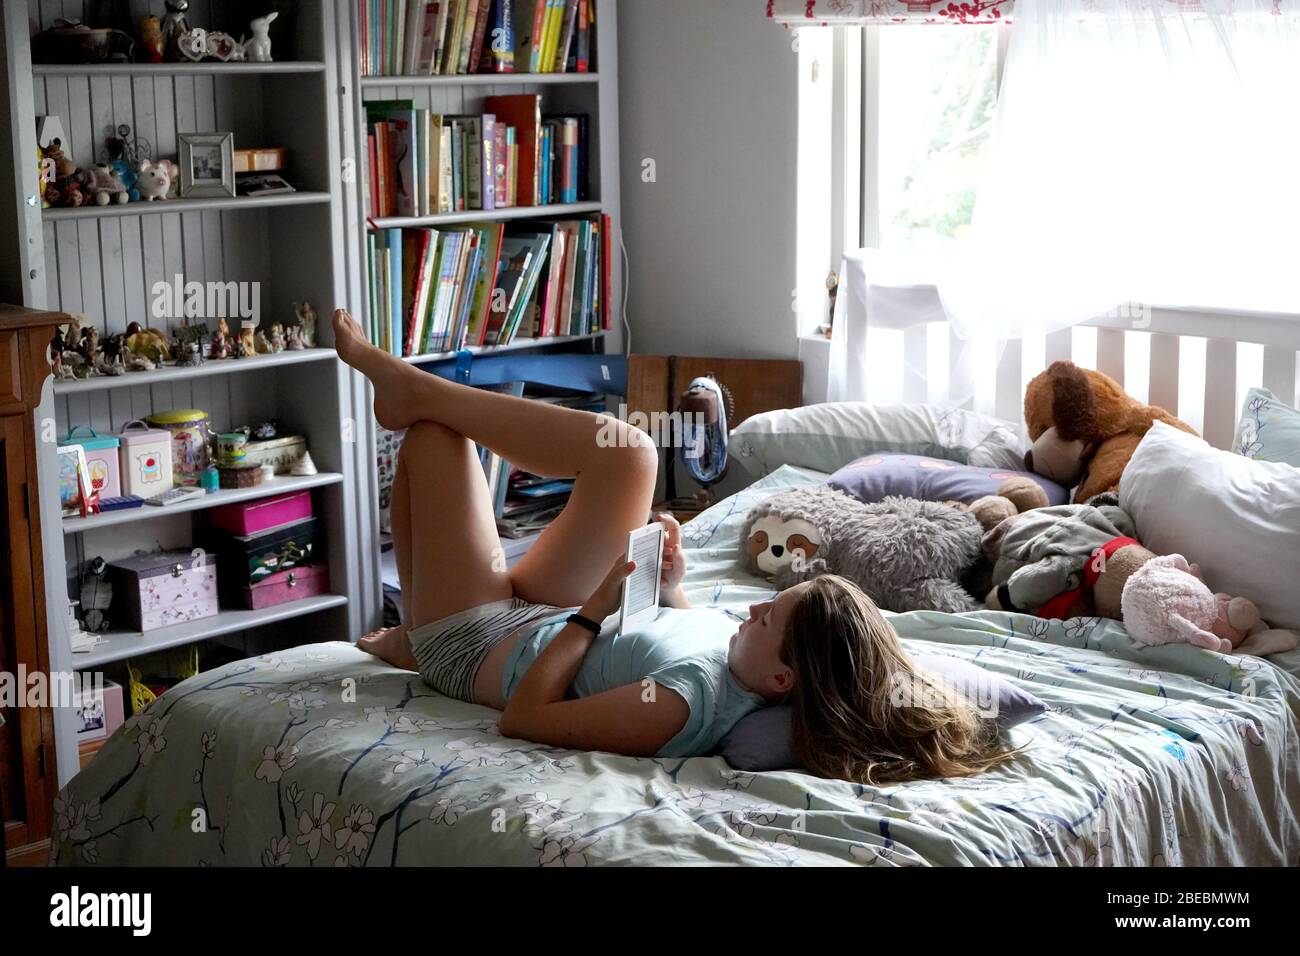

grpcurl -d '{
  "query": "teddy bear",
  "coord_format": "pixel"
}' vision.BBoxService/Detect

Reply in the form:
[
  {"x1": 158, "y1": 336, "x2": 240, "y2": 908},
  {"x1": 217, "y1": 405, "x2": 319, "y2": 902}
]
[
  {"x1": 741, "y1": 485, "x2": 984, "y2": 614},
  {"x1": 80, "y1": 163, "x2": 130, "y2": 205},
  {"x1": 1022, "y1": 360, "x2": 1196, "y2": 502},
  {"x1": 1120, "y1": 554, "x2": 1299, "y2": 656},
  {"x1": 956, "y1": 475, "x2": 1050, "y2": 532}
]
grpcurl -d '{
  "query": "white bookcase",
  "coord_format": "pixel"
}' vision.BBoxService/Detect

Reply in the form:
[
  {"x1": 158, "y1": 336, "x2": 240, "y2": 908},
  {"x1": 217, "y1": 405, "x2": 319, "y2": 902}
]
[{"x1": 0, "y1": 1, "x2": 621, "y2": 786}]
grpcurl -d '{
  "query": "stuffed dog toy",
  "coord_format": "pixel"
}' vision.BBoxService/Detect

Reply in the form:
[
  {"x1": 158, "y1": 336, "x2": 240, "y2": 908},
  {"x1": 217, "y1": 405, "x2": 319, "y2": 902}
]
[
  {"x1": 1023, "y1": 360, "x2": 1196, "y2": 502},
  {"x1": 741, "y1": 486, "x2": 983, "y2": 614}
]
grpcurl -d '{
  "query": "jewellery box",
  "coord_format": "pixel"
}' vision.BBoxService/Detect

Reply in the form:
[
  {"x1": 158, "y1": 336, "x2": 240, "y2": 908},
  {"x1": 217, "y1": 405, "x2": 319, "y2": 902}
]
[
  {"x1": 244, "y1": 564, "x2": 330, "y2": 610},
  {"x1": 107, "y1": 549, "x2": 218, "y2": 632},
  {"x1": 209, "y1": 489, "x2": 313, "y2": 536},
  {"x1": 203, "y1": 516, "x2": 320, "y2": 607}
]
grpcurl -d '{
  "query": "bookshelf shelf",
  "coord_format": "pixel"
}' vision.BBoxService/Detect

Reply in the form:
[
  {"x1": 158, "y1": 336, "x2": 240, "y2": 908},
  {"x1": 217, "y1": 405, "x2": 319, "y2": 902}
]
[
  {"x1": 370, "y1": 201, "x2": 602, "y2": 229},
  {"x1": 359, "y1": 72, "x2": 599, "y2": 88},
  {"x1": 43, "y1": 191, "x2": 333, "y2": 222},
  {"x1": 404, "y1": 331, "x2": 606, "y2": 364},
  {"x1": 52, "y1": 348, "x2": 337, "y2": 395},
  {"x1": 33, "y1": 61, "x2": 328, "y2": 78},
  {"x1": 72, "y1": 594, "x2": 350, "y2": 670},
  {"x1": 61, "y1": 472, "x2": 344, "y2": 535}
]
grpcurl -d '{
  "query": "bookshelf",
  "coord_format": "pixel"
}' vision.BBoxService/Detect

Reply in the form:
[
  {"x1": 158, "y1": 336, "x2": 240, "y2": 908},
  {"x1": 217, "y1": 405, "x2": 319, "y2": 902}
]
[{"x1": 0, "y1": 1, "x2": 367, "y2": 801}]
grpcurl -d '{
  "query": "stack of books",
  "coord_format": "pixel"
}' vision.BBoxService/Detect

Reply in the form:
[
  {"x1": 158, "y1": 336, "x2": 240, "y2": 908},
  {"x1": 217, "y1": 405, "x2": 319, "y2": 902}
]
[
  {"x1": 367, "y1": 214, "x2": 611, "y2": 356},
  {"x1": 366, "y1": 95, "x2": 589, "y2": 217},
  {"x1": 359, "y1": 0, "x2": 597, "y2": 77}
]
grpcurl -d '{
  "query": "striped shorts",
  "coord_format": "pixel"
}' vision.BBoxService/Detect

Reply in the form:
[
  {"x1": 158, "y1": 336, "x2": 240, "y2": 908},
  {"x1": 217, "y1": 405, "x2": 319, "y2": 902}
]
[{"x1": 408, "y1": 597, "x2": 570, "y2": 703}]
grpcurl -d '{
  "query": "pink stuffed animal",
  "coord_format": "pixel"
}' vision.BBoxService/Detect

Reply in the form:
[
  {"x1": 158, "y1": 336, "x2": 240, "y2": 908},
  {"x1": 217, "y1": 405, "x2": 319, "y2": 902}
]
[{"x1": 1120, "y1": 554, "x2": 1298, "y2": 656}]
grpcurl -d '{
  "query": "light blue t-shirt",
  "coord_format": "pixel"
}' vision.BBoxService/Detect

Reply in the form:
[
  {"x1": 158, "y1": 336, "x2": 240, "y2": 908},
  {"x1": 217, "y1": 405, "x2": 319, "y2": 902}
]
[{"x1": 501, "y1": 606, "x2": 766, "y2": 758}]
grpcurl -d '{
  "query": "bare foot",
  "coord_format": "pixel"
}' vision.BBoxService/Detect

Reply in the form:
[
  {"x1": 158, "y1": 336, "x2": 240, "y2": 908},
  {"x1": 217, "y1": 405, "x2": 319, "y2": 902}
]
[
  {"x1": 332, "y1": 309, "x2": 422, "y2": 430},
  {"x1": 357, "y1": 624, "x2": 419, "y2": 672}
]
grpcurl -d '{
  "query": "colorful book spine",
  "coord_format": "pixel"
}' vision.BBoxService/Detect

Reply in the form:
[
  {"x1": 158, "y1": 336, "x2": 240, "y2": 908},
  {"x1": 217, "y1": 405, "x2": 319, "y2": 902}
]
[
  {"x1": 488, "y1": 0, "x2": 516, "y2": 73},
  {"x1": 554, "y1": 0, "x2": 578, "y2": 73},
  {"x1": 481, "y1": 114, "x2": 497, "y2": 211},
  {"x1": 575, "y1": 0, "x2": 590, "y2": 72},
  {"x1": 493, "y1": 121, "x2": 509, "y2": 207},
  {"x1": 464, "y1": 117, "x2": 483, "y2": 209},
  {"x1": 468, "y1": 0, "x2": 493, "y2": 73},
  {"x1": 458, "y1": 0, "x2": 482, "y2": 74}
]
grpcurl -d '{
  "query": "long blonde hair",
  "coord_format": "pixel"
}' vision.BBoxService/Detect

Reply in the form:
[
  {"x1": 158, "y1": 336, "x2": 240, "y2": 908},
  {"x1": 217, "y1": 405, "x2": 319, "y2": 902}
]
[{"x1": 780, "y1": 575, "x2": 1012, "y2": 786}]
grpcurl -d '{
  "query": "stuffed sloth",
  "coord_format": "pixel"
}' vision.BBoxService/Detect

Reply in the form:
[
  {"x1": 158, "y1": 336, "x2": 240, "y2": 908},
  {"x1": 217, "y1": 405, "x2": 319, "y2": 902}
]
[
  {"x1": 1022, "y1": 360, "x2": 1197, "y2": 502},
  {"x1": 740, "y1": 486, "x2": 983, "y2": 614}
]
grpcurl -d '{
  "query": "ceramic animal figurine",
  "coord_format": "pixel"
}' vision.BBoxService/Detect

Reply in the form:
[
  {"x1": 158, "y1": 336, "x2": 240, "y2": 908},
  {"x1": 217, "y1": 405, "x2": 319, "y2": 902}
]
[
  {"x1": 243, "y1": 12, "x2": 279, "y2": 63},
  {"x1": 138, "y1": 15, "x2": 164, "y2": 63},
  {"x1": 125, "y1": 321, "x2": 172, "y2": 365},
  {"x1": 50, "y1": 327, "x2": 72, "y2": 379},
  {"x1": 78, "y1": 326, "x2": 100, "y2": 369},
  {"x1": 137, "y1": 158, "x2": 172, "y2": 200},
  {"x1": 98, "y1": 333, "x2": 127, "y2": 376},
  {"x1": 125, "y1": 351, "x2": 155, "y2": 372},
  {"x1": 254, "y1": 329, "x2": 272, "y2": 354},
  {"x1": 81, "y1": 163, "x2": 130, "y2": 205}
]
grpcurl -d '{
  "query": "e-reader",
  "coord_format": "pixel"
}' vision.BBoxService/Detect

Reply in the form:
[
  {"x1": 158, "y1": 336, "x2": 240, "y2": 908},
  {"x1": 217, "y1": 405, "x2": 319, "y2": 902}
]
[{"x1": 618, "y1": 522, "x2": 665, "y2": 633}]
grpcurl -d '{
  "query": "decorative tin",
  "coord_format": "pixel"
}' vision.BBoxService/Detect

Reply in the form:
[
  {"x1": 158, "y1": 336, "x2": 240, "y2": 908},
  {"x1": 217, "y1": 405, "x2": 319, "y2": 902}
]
[
  {"x1": 60, "y1": 426, "x2": 122, "y2": 499},
  {"x1": 118, "y1": 421, "x2": 174, "y2": 498},
  {"x1": 243, "y1": 434, "x2": 307, "y2": 475},
  {"x1": 146, "y1": 408, "x2": 212, "y2": 486}
]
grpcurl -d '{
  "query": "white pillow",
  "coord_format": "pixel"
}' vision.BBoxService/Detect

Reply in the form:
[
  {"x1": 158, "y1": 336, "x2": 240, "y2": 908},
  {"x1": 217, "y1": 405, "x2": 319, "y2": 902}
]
[
  {"x1": 1120, "y1": 421, "x2": 1300, "y2": 631},
  {"x1": 730, "y1": 402, "x2": 1025, "y2": 479}
]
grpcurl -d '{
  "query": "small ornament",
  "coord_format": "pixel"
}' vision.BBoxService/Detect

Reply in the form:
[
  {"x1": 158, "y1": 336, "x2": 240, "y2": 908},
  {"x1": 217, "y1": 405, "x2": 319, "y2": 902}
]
[
  {"x1": 211, "y1": 316, "x2": 232, "y2": 359},
  {"x1": 137, "y1": 158, "x2": 172, "y2": 201},
  {"x1": 285, "y1": 324, "x2": 305, "y2": 350},
  {"x1": 125, "y1": 321, "x2": 172, "y2": 364},
  {"x1": 161, "y1": 0, "x2": 190, "y2": 61},
  {"x1": 254, "y1": 328, "x2": 272, "y2": 354},
  {"x1": 240, "y1": 322, "x2": 257, "y2": 357},
  {"x1": 80, "y1": 556, "x2": 113, "y2": 633},
  {"x1": 200, "y1": 465, "x2": 220, "y2": 493},
  {"x1": 243, "y1": 12, "x2": 279, "y2": 63},
  {"x1": 125, "y1": 351, "x2": 155, "y2": 372},
  {"x1": 293, "y1": 301, "x2": 317, "y2": 347},
  {"x1": 177, "y1": 340, "x2": 204, "y2": 367},
  {"x1": 137, "y1": 15, "x2": 164, "y2": 63},
  {"x1": 290, "y1": 451, "x2": 318, "y2": 477},
  {"x1": 267, "y1": 322, "x2": 286, "y2": 353},
  {"x1": 252, "y1": 420, "x2": 278, "y2": 440},
  {"x1": 78, "y1": 325, "x2": 100, "y2": 368},
  {"x1": 97, "y1": 333, "x2": 128, "y2": 376}
]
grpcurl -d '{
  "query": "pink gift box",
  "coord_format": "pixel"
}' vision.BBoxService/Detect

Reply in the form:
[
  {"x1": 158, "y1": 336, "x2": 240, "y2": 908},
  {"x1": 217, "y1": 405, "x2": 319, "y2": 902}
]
[
  {"x1": 210, "y1": 489, "x2": 314, "y2": 536},
  {"x1": 244, "y1": 564, "x2": 330, "y2": 610}
]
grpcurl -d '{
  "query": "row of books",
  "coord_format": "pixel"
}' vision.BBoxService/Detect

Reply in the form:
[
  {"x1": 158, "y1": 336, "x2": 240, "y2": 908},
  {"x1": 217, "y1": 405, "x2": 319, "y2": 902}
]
[
  {"x1": 360, "y1": 0, "x2": 597, "y2": 76},
  {"x1": 366, "y1": 214, "x2": 611, "y2": 357},
  {"x1": 366, "y1": 94, "x2": 588, "y2": 218}
]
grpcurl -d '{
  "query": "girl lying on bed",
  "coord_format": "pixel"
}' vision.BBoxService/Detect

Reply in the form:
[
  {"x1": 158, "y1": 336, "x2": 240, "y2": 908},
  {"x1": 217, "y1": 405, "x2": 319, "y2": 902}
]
[{"x1": 333, "y1": 309, "x2": 1009, "y2": 785}]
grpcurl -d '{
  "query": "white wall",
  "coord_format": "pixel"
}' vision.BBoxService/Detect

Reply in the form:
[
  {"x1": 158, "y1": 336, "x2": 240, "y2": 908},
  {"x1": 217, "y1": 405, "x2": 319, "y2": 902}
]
[{"x1": 617, "y1": 0, "x2": 799, "y2": 360}]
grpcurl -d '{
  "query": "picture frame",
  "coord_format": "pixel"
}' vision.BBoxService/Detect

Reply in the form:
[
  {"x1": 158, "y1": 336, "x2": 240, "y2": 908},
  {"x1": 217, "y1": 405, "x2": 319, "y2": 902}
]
[{"x1": 178, "y1": 132, "x2": 235, "y2": 198}]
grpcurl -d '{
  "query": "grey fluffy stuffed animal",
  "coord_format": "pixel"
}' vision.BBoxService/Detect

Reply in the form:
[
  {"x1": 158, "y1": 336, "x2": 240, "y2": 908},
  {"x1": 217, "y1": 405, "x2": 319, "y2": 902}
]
[{"x1": 740, "y1": 486, "x2": 983, "y2": 614}]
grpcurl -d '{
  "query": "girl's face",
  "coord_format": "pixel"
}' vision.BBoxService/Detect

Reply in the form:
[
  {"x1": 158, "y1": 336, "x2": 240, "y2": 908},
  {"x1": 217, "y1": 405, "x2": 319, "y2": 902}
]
[{"x1": 727, "y1": 583, "x2": 806, "y2": 701}]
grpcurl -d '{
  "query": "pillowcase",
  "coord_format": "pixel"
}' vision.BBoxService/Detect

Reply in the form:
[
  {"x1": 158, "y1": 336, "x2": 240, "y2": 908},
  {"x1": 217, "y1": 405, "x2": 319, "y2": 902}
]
[
  {"x1": 1234, "y1": 386, "x2": 1300, "y2": 467},
  {"x1": 716, "y1": 653, "x2": 1047, "y2": 773},
  {"x1": 730, "y1": 403, "x2": 1026, "y2": 479},
  {"x1": 826, "y1": 452, "x2": 1069, "y2": 507},
  {"x1": 1119, "y1": 421, "x2": 1300, "y2": 631}
]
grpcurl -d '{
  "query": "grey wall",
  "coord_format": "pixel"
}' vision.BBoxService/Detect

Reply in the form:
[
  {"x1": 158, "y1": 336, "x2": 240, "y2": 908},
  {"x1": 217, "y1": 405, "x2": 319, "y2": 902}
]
[{"x1": 617, "y1": 0, "x2": 798, "y2": 360}]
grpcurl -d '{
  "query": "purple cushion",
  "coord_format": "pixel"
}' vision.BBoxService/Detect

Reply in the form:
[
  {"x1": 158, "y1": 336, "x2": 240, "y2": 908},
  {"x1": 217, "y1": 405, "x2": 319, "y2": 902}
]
[
  {"x1": 826, "y1": 453, "x2": 1068, "y2": 507},
  {"x1": 716, "y1": 653, "x2": 1047, "y2": 774}
]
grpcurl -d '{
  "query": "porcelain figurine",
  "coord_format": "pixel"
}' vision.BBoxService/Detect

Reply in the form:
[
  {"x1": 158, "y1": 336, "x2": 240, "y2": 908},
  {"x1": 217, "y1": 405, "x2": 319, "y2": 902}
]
[
  {"x1": 78, "y1": 326, "x2": 100, "y2": 368},
  {"x1": 293, "y1": 301, "x2": 317, "y2": 347},
  {"x1": 138, "y1": 15, "x2": 164, "y2": 63},
  {"x1": 240, "y1": 322, "x2": 257, "y2": 357},
  {"x1": 211, "y1": 317, "x2": 232, "y2": 359},
  {"x1": 177, "y1": 340, "x2": 204, "y2": 367},
  {"x1": 285, "y1": 324, "x2": 305, "y2": 350},
  {"x1": 98, "y1": 333, "x2": 127, "y2": 376},
  {"x1": 267, "y1": 322, "x2": 286, "y2": 353},
  {"x1": 125, "y1": 351, "x2": 155, "y2": 372},
  {"x1": 243, "y1": 12, "x2": 279, "y2": 63},
  {"x1": 290, "y1": 451, "x2": 318, "y2": 477},
  {"x1": 51, "y1": 327, "x2": 73, "y2": 380},
  {"x1": 125, "y1": 321, "x2": 173, "y2": 364}
]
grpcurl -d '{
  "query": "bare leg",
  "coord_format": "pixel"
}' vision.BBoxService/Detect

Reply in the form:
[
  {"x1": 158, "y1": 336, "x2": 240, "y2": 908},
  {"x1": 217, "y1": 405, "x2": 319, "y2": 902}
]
[
  {"x1": 334, "y1": 309, "x2": 658, "y2": 609},
  {"x1": 357, "y1": 450, "x2": 418, "y2": 668}
]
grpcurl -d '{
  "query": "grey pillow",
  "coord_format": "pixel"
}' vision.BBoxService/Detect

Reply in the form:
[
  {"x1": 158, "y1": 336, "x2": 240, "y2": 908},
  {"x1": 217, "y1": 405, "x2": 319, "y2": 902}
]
[
  {"x1": 826, "y1": 452, "x2": 1069, "y2": 507},
  {"x1": 717, "y1": 653, "x2": 1046, "y2": 773}
]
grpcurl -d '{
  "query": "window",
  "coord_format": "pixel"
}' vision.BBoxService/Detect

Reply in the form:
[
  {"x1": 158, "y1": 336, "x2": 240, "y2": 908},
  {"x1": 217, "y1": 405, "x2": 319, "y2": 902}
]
[{"x1": 795, "y1": 25, "x2": 1008, "y2": 336}]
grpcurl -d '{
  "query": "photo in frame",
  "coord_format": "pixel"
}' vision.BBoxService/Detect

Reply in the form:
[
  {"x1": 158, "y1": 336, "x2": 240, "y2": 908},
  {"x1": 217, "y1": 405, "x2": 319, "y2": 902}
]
[{"x1": 179, "y1": 132, "x2": 235, "y2": 198}]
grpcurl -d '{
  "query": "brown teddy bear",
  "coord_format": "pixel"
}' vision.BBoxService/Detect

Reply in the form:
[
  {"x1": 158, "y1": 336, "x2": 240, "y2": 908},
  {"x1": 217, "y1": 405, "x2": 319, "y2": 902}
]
[{"x1": 1022, "y1": 360, "x2": 1196, "y2": 503}]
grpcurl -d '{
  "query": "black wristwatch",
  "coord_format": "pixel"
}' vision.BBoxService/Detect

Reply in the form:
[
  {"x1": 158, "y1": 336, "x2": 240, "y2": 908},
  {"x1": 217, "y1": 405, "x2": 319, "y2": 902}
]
[{"x1": 566, "y1": 613, "x2": 603, "y2": 636}]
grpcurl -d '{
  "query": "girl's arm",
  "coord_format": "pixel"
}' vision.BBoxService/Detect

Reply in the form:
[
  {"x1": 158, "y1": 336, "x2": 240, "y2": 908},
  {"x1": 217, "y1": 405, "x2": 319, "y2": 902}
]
[{"x1": 498, "y1": 557, "x2": 690, "y2": 756}]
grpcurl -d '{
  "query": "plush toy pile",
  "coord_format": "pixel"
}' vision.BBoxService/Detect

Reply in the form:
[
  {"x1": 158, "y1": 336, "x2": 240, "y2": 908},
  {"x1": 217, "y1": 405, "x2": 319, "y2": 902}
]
[{"x1": 736, "y1": 359, "x2": 1298, "y2": 656}]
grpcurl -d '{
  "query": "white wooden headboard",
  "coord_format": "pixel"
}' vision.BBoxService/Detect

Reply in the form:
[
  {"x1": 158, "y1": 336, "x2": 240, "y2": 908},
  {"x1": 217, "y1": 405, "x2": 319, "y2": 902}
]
[{"x1": 845, "y1": 307, "x2": 1300, "y2": 452}]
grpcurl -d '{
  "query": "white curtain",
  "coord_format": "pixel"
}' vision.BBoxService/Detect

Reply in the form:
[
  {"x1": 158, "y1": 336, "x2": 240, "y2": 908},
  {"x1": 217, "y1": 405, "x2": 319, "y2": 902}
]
[{"x1": 940, "y1": 0, "x2": 1300, "y2": 339}]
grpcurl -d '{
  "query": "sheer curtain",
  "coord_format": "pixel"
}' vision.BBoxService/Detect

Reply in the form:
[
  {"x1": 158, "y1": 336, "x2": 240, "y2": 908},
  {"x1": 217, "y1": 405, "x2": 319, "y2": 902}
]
[{"x1": 939, "y1": 0, "x2": 1300, "y2": 340}]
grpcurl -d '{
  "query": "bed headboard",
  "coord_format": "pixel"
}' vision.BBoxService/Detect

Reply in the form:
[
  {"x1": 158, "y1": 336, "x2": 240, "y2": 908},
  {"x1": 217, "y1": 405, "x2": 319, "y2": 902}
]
[
  {"x1": 852, "y1": 308, "x2": 1300, "y2": 452},
  {"x1": 626, "y1": 355, "x2": 803, "y2": 428}
]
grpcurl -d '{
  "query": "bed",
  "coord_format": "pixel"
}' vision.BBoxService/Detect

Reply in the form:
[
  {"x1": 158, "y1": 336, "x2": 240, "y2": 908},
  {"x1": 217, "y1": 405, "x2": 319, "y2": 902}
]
[{"x1": 51, "y1": 461, "x2": 1300, "y2": 867}]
